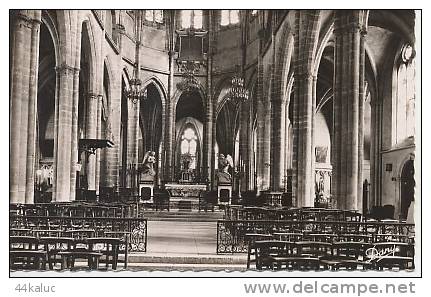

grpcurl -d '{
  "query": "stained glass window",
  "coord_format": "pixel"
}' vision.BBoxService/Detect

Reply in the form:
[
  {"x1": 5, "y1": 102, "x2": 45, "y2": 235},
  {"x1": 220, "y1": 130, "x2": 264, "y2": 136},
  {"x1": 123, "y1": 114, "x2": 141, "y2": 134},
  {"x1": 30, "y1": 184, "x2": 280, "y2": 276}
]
[
  {"x1": 181, "y1": 10, "x2": 203, "y2": 29},
  {"x1": 180, "y1": 128, "x2": 198, "y2": 169},
  {"x1": 220, "y1": 10, "x2": 240, "y2": 26},
  {"x1": 145, "y1": 10, "x2": 164, "y2": 24}
]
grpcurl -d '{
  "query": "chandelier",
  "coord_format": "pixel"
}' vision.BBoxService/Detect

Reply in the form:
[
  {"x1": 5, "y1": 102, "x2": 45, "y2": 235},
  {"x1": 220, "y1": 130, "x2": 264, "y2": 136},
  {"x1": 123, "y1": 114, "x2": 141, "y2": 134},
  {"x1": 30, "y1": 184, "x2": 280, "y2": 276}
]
[
  {"x1": 176, "y1": 60, "x2": 201, "y2": 92},
  {"x1": 228, "y1": 74, "x2": 249, "y2": 103},
  {"x1": 125, "y1": 78, "x2": 147, "y2": 104}
]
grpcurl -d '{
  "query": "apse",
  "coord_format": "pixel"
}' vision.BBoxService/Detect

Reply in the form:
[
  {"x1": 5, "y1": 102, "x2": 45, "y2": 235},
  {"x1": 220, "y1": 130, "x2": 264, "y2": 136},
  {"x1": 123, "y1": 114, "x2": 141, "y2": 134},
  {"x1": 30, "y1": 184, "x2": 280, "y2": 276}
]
[{"x1": 174, "y1": 91, "x2": 204, "y2": 181}]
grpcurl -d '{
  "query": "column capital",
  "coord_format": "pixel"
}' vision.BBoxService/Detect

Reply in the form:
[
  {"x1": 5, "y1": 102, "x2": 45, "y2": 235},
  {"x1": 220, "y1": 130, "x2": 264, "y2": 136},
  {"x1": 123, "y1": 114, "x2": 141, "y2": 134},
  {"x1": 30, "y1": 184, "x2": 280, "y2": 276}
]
[
  {"x1": 55, "y1": 64, "x2": 80, "y2": 76},
  {"x1": 15, "y1": 11, "x2": 42, "y2": 28}
]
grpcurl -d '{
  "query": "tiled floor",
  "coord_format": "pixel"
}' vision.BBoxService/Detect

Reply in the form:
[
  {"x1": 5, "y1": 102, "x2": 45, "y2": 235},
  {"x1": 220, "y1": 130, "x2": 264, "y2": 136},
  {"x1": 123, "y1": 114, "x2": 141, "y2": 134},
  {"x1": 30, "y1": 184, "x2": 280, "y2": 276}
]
[{"x1": 146, "y1": 221, "x2": 218, "y2": 255}]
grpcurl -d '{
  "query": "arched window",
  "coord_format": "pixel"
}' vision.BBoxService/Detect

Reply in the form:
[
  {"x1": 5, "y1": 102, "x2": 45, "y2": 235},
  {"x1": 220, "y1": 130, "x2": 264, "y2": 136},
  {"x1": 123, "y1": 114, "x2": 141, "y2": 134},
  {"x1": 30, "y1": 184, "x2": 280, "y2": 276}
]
[
  {"x1": 145, "y1": 10, "x2": 164, "y2": 25},
  {"x1": 181, "y1": 10, "x2": 203, "y2": 29},
  {"x1": 180, "y1": 128, "x2": 198, "y2": 169},
  {"x1": 221, "y1": 10, "x2": 240, "y2": 26},
  {"x1": 395, "y1": 44, "x2": 415, "y2": 144}
]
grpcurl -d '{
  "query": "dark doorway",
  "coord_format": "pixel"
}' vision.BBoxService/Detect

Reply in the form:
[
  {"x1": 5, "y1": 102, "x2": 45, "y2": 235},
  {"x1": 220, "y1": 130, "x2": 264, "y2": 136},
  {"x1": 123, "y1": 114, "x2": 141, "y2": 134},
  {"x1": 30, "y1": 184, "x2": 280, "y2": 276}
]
[{"x1": 400, "y1": 159, "x2": 415, "y2": 220}]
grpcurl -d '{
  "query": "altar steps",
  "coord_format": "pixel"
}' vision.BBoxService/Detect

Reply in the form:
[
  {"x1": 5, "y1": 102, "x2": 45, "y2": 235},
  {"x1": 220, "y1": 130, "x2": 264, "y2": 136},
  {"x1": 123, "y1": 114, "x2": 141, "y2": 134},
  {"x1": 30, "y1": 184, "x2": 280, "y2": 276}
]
[
  {"x1": 143, "y1": 209, "x2": 224, "y2": 222},
  {"x1": 127, "y1": 252, "x2": 247, "y2": 271}
]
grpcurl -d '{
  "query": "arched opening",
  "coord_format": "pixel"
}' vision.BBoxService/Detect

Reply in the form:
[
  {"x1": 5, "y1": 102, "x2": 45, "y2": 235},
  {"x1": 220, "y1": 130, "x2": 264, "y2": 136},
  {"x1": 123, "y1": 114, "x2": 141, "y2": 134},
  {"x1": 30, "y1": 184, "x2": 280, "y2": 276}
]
[
  {"x1": 139, "y1": 83, "x2": 163, "y2": 184},
  {"x1": 314, "y1": 48, "x2": 334, "y2": 207},
  {"x1": 175, "y1": 91, "x2": 204, "y2": 182},
  {"x1": 216, "y1": 99, "x2": 238, "y2": 160},
  {"x1": 400, "y1": 159, "x2": 415, "y2": 220},
  {"x1": 34, "y1": 21, "x2": 56, "y2": 202},
  {"x1": 75, "y1": 21, "x2": 95, "y2": 199}
]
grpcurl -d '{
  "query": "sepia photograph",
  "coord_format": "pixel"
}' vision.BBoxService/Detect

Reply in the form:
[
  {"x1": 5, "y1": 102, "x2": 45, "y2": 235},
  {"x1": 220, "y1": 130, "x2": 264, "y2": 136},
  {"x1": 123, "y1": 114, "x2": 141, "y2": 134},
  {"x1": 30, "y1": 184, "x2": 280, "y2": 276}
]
[{"x1": 8, "y1": 6, "x2": 421, "y2": 285}]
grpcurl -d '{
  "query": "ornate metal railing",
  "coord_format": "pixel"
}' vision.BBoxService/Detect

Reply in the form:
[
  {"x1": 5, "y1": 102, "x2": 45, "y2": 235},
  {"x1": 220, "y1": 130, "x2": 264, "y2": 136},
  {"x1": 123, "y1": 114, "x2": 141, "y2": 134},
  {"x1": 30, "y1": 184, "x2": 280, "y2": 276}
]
[
  {"x1": 10, "y1": 215, "x2": 148, "y2": 252},
  {"x1": 216, "y1": 220, "x2": 415, "y2": 254}
]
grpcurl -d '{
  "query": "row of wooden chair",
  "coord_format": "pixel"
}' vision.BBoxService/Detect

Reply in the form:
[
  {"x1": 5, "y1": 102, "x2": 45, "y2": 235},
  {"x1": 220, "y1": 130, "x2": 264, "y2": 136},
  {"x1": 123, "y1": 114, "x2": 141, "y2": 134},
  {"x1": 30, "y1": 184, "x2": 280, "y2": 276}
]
[
  {"x1": 251, "y1": 239, "x2": 414, "y2": 271},
  {"x1": 10, "y1": 202, "x2": 137, "y2": 218},
  {"x1": 224, "y1": 206, "x2": 364, "y2": 222},
  {"x1": 245, "y1": 232, "x2": 415, "y2": 270},
  {"x1": 10, "y1": 235, "x2": 127, "y2": 271}
]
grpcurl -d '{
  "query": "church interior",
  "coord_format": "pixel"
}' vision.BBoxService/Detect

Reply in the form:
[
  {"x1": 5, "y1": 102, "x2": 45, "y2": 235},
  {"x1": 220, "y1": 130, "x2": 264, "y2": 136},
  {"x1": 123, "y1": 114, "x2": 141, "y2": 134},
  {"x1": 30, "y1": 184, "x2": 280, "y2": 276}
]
[{"x1": 9, "y1": 10, "x2": 418, "y2": 272}]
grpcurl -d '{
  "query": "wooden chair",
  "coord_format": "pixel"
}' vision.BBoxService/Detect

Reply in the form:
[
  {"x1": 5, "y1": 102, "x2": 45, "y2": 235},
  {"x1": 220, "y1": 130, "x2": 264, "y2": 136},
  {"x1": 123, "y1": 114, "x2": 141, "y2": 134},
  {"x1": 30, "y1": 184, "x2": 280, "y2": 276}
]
[
  {"x1": 104, "y1": 231, "x2": 130, "y2": 269},
  {"x1": 10, "y1": 236, "x2": 47, "y2": 270},
  {"x1": 87, "y1": 237, "x2": 121, "y2": 270},
  {"x1": 254, "y1": 240, "x2": 292, "y2": 270},
  {"x1": 57, "y1": 239, "x2": 102, "y2": 270},
  {"x1": 245, "y1": 233, "x2": 274, "y2": 269},
  {"x1": 40, "y1": 237, "x2": 74, "y2": 270},
  {"x1": 320, "y1": 242, "x2": 373, "y2": 271},
  {"x1": 296, "y1": 241, "x2": 332, "y2": 258}
]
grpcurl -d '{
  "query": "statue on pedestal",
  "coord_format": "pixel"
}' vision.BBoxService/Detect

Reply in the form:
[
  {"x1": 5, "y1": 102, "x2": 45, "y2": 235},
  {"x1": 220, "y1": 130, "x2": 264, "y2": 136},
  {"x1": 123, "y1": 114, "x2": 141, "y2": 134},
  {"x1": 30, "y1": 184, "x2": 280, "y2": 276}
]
[
  {"x1": 141, "y1": 151, "x2": 156, "y2": 182},
  {"x1": 217, "y1": 154, "x2": 233, "y2": 184}
]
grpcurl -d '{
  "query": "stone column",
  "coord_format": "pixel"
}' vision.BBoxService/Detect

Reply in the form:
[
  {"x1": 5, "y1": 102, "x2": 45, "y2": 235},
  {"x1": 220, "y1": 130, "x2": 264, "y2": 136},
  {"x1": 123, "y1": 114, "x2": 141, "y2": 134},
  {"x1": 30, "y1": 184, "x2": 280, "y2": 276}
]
[
  {"x1": 53, "y1": 64, "x2": 76, "y2": 202},
  {"x1": 294, "y1": 72, "x2": 314, "y2": 207},
  {"x1": 203, "y1": 54, "x2": 214, "y2": 184},
  {"x1": 10, "y1": 11, "x2": 41, "y2": 204},
  {"x1": 310, "y1": 75, "x2": 317, "y2": 202},
  {"x1": 106, "y1": 75, "x2": 122, "y2": 189},
  {"x1": 126, "y1": 99, "x2": 139, "y2": 188},
  {"x1": 370, "y1": 98, "x2": 382, "y2": 207},
  {"x1": 69, "y1": 68, "x2": 80, "y2": 201},
  {"x1": 270, "y1": 92, "x2": 283, "y2": 191},
  {"x1": 24, "y1": 13, "x2": 42, "y2": 203},
  {"x1": 164, "y1": 50, "x2": 175, "y2": 182},
  {"x1": 239, "y1": 99, "x2": 251, "y2": 191},
  {"x1": 357, "y1": 31, "x2": 366, "y2": 211},
  {"x1": 95, "y1": 95, "x2": 103, "y2": 194},
  {"x1": 332, "y1": 10, "x2": 367, "y2": 211},
  {"x1": 262, "y1": 106, "x2": 271, "y2": 190},
  {"x1": 86, "y1": 93, "x2": 99, "y2": 190}
]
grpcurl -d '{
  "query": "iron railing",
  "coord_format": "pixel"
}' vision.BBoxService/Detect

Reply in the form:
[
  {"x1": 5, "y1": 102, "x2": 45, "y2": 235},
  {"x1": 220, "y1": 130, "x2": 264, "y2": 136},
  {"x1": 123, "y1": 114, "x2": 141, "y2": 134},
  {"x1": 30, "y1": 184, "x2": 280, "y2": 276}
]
[
  {"x1": 216, "y1": 219, "x2": 415, "y2": 254},
  {"x1": 10, "y1": 215, "x2": 148, "y2": 252}
]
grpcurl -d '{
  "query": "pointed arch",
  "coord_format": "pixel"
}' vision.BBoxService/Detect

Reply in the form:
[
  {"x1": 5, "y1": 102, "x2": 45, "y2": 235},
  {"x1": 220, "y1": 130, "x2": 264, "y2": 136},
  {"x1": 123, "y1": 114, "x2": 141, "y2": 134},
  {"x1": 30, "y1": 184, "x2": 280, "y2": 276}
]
[
  {"x1": 142, "y1": 76, "x2": 168, "y2": 106},
  {"x1": 173, "y1": 83, "x2": 207, "y2": 111}
]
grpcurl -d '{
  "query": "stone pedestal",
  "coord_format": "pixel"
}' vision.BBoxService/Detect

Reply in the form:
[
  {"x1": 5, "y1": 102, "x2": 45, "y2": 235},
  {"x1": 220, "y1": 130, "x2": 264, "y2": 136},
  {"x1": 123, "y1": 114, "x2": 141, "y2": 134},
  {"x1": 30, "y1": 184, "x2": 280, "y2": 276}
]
[
  {"x1": 217, "y1": 183, "x2": 232, "y2": 205},
  {"x1": 139, "y1": 182, "x2": 154, "y2": 203}
]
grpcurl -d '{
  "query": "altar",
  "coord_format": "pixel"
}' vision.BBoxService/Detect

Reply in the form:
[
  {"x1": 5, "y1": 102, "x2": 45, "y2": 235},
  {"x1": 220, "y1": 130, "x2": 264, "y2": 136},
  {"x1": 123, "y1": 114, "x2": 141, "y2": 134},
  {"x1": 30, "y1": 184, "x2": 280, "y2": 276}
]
[{"x1": 164, "y1": 183, "x2": 207, "y2": 198}]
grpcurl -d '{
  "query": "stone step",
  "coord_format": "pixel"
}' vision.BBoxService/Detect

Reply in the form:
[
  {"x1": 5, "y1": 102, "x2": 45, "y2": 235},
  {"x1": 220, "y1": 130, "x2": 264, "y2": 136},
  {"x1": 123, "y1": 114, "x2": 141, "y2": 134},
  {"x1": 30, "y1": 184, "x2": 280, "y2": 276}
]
[
  {"x1": 125, "y1": 262, "x2": 247, "y2": 271},
  {"x1": 143, "y1": 210, "x2": 224, "y2": 221},
  {"x1": 128, "y1": 252, "x2": 247, "y2": 265}
]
